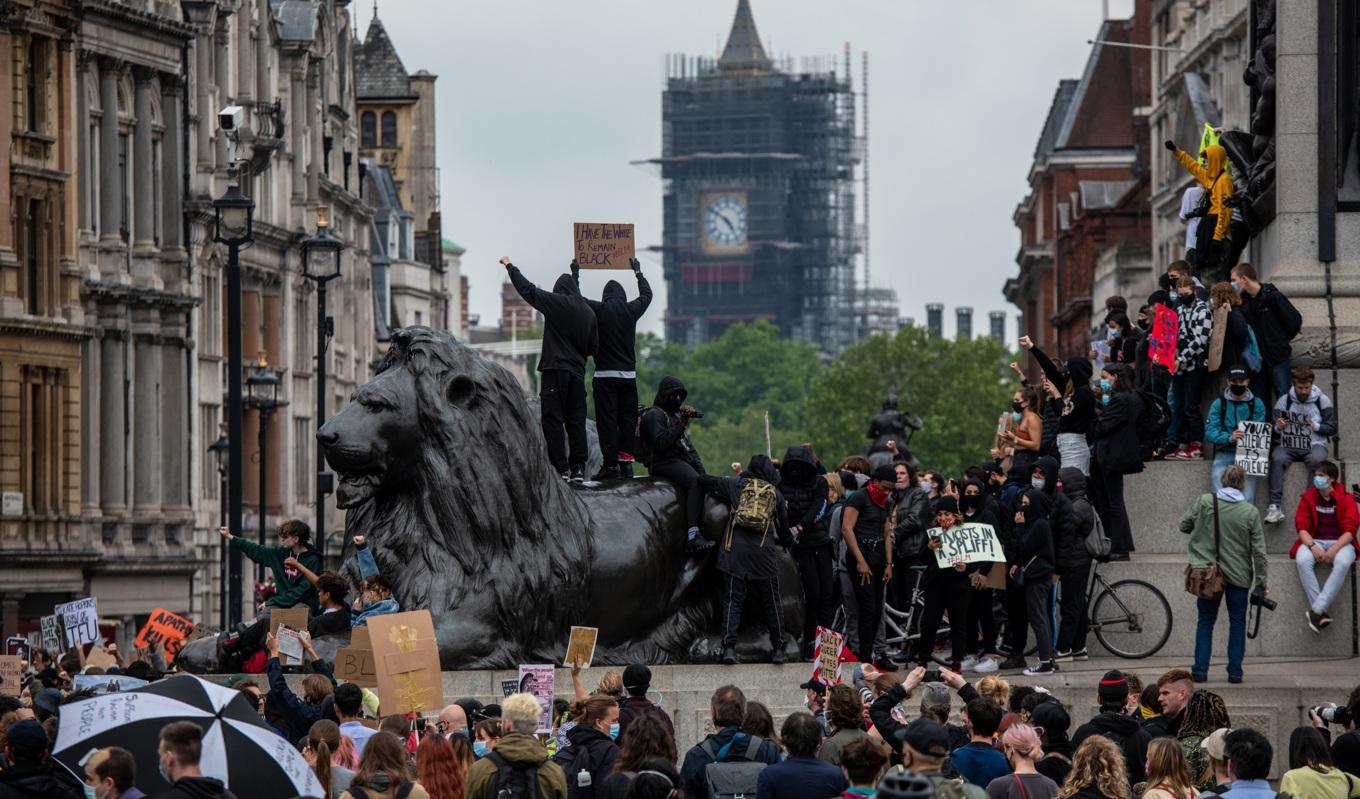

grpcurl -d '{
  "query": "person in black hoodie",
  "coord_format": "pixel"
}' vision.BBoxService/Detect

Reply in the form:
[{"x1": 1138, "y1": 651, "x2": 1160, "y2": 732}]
[
  {"x1": 1071, "y1": 670, "x2": 1152, "y2": 787},
  {"x1": 502, "y1": 256, "x2": 599, "y2": 482},
  {"x1": 578, "y1": 259, "x2": 652, "y2": 481},
  {"x1": 154, "y1": 721, "x2": 238, "y2": 799},
  {"x1": 554, "y1": 694, "x2": 621, "y2": 797},
  {"x1": 1020, "y1": 336, "x2": 1095, "y2": 475},
  {"x1": 640, "y1": 376, "x2": 713, "y2": 554},
  {"x1": 780, "y1": 445, "x2": 834, "y2": 658},
  {"x1": 1012, "y1": 488, "x2": 1057, "y2": 676},
  {"x1": 1231, "y1": 262, "x2": 1302, "y2": 404},
  {"x1": 1090, "y1": 363, "x2": 1144, "y2": 560},
  {"x1": 1031, "y1": 701, "x2": 1075, "y2": 786},
  {"x1": 0, "y1": 720, "x2": 83, "y2": 799},
  {"x1": 1054, "y1": 467, "x2": 1095, "y2": 662},
  {"x1": 698, "y1": 455, "x2": 794, "y2": 664},
  {"x1": 960, "y1": 479, "x2": 1002, "y2": 672},
  {"x1": 915, "y1": 496, "x2": 972, "y2": 671}
]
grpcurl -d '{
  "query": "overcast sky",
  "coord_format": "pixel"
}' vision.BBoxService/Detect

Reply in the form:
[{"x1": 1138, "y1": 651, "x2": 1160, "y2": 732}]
[{"x1": 358, "y1": 0, "x2": 1135, "y2": 341}]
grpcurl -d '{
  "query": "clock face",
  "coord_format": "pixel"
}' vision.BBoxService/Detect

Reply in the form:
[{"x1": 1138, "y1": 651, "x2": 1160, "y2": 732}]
[{"x1": 703, "y1": 194, "x2": 748, "y2": 249}]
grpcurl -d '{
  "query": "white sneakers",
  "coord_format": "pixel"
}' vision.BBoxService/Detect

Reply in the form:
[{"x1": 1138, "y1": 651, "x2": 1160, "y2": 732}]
[
  {"x1": 1265, "y1": 505, "x2": 1285, "y2": 524},
  {"x1": 973, "y1": 656, "x2": 999, "y2": 673}
]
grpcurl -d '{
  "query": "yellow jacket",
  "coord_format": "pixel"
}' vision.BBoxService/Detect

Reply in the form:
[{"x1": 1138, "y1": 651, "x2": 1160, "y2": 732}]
[{"x1": 1175, "y1": 144, "x2": 1234, "y2": 242}]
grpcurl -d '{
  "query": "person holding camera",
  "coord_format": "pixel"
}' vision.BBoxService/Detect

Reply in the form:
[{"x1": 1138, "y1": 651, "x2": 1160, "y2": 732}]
[
  {"x1": 640, "y1": 376, "x2": 714, "y2": 553},
  {"x1": 1291, "y1": 460, "x2": 1359, "y2": 633},
  {"x1": 1179, "y1": 465, "x2": 1268, "y2": 684},
  {"x1": 1309, "y1": 687, "x2": 1360, "y2": 777}
]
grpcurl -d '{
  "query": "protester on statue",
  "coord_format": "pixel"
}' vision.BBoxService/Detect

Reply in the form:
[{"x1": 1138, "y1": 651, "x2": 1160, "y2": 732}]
[
  {"x1": 780, "y1": 445, "x2": 834, "y2": 659},
  {"x1": 155, "y1": 722, "x2": 238, "y2": 799},
  {"x1": 1167, "y1": 141, "x2": 1234, "y2": 279},
  {"x1": 217, "y1": 520, "x2": 322, "y2": 663},
  {"x1": 277, "y1": 559, "x2": 353, "y2": 638},
  {"x1": 1165, "y1": 276, "x2": 1213, "y2": 462},
  {"x1": 697, "y1": 455, "x2": 793, "y2": 665},
  {"x1": 841, "y1": 464, "x2": 898, "y2": 670},
  {"x1": 1091, "y1": 364, "x2": 1143, "y2": 560},
  {"x1": 1231, "y1": 262, "x2": 1303, "y2": 405},
  {"x1": 575, "y1": 257, "x2": 651, "y2": 481},
  {"x1": 960, "y1": 479, "x2": 1002, "y2": 674},
  {"x1": 757, "y1": 712, "x2": 847, "y2": 799},
  {"x1": 1180, "y1": 183, "x2": 1206, "y2": 270},
  {"x1": 351, "y1": 573, "x2": 401, "y2": 628},
  {"x1": 0, "y1": 719, "x2": 83, "y2": 799},
  {"x1": 680, "y1": 686, "x2": 781, "y2": 799},
  {"x1": 466, "y1": 693, "x2": 567, "y2": 799},
  {"x1": 829, "y1": 468, "x2": 888, "y2": 666},
  {"x1": 1018, "y1": 336, "x2": 1093, "y2": 475},
  {"x1": 1292, "y1": 460, "x2": 1359, "y2": 633},
  {"x1": 1053, "y1": 466, "x2": 1094, "y2": 663},
  {"x1": 1205, "y1": 368, "x2": 1266, "y2": 502},
  {"x1": 1266, "y1": 366, "x2": 1338, "y2": 525},
  {"x1": 640, "y1": 376, "x2": 714, "y2": 554},
  {"x1": 81, "y1": 747, "x2": 146, "y2": 799},
  {"x1": 1071, "y1": 670, "x2": 1152, "y2": 786},
  {"x1": 500, "y1": 255, "x2": 599, "y2": 483}
]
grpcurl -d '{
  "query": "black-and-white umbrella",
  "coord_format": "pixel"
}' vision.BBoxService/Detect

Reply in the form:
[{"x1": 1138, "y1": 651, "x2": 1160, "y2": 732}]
[{"x1": 54, "y1": 674, "x2": 321, "y2": 798}]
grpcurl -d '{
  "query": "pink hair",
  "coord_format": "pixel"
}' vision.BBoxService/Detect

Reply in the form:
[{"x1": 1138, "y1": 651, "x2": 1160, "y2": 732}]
[
  {"x1": 1002, "y1": 723, "x2": 1044, "y2": 760},
  {"x1": 333, "y1": 734, "x2": 360, "y2": 770}
]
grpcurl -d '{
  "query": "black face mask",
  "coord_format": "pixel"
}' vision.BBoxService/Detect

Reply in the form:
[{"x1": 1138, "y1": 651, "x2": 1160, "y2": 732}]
[
  {"x1": 1011, "y1": 400, "x2": 1024, "y2": 413},
  {"x1": 1229, "y1": 384, "x2": 1248, "y2": 396},
  {"x1": 1137, "y1": 317, "x2": 1150, "y2": 330}
]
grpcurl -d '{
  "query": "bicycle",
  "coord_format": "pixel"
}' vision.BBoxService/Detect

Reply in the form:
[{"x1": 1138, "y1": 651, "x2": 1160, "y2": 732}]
[
  {"x1": 832, "y1": 565, "x2": 952, "y2": 666},
  {"x1": 1082, "y1": 559, "x2": 1173, "y2": 658}
]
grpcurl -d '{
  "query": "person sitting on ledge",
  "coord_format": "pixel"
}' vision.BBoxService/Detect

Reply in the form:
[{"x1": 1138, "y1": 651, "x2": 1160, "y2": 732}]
[
  {"x1": 1291, "y1": 460, "x2": 1358, "y2": 633},
  {"x1": 276, "y1": 564, "x2": 353, "y2": 638},
  {"x1": 640, "y1": 375, "x2": 714, "y2": 554},
  {"x1": 217, "y1": 519, "x2": 322, "y2": 663}
]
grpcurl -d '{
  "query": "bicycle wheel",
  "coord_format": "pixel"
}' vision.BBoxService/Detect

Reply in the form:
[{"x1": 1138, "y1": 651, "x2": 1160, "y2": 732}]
[{"x1": 1091, "y1": 579, "x2": 1173, "y2": 659}]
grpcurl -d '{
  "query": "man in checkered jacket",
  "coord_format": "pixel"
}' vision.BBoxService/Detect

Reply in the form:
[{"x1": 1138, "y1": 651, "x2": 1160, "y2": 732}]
[{"x1": 1167, "y1": 274, "x2": 1213, "y2": 460}]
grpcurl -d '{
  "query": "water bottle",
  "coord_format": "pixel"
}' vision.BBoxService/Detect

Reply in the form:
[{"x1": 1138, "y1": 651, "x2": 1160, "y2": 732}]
[{"x1": 578, "y1": 770, "x2": 592, "y2": 789}]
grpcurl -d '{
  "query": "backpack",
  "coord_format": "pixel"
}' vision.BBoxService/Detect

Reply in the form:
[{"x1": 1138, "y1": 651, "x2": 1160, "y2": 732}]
[
  {"x1": 553, "y1": 741, "x2": 596, "y2": 799},
  {"x1": 732, "y1": 480, "x2": 777, "y2": 533},
  {"x1": 1241, "y1": 326, "x2": 1263, "y2": 372},
  {"x1": 486, "y1": 751, "x2": 542, "y2": 799},
  {"x1": 1134, "y1": 390, "x2": 1172, "y2": 448},
  {"x1": 349, "y1": 785, "x2": 415, "y2": 799},
  {"x1": 634, "y1": 405, "x2": 655, "y2": 467},
  {"x1": 700, "y1": 735, "x2": 768, "y2": 799},
  {"x1": 1084, "y1": 510, "x2": 1112, "y2": 561}
]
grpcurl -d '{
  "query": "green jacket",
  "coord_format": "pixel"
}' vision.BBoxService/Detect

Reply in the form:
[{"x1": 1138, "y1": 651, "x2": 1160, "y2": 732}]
[
  {"x1": 466, "y1": 732, "x2": 567, "y2": 799},
  {"x1": 229, "y1": 537, "x2": 322, "y2": 610},
  {"x1": 1179, "y1": 494, "x2": 1267, "y2": 589}
]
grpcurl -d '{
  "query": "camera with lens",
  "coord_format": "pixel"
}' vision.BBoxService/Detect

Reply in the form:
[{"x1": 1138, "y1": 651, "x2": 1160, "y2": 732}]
[
  {"x1": 1314, "y1": 703, "x2": 1354, "y2": 727},
  {"x1": 679, "y1": 404, "x2": 704, "y2": 420},
  {"x1": 1249, "y1": 585, "x2": 1277, "y2": 611}
]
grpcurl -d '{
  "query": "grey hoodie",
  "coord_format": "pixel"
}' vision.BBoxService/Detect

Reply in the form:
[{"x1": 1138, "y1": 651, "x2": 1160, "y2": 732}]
[{"x1": 1273, "y1": 384, "x2": 1337, "y2": 451}]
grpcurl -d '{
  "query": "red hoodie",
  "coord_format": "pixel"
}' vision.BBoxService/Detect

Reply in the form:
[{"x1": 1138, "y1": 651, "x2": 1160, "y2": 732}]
[{"x1": 1290, "y1": 486, "x2": 1360, "y2": 558}]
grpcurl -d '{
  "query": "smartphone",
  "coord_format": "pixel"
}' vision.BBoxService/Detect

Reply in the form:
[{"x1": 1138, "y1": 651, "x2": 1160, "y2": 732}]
[{"x1": 923, "y1": 669, "x2": 942, "y2": 684}]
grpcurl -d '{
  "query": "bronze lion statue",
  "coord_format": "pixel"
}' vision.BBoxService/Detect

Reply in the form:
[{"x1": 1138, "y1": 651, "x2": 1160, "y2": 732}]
[{"x1": 180, "y1": 327, "x2": 803, "y2": 670}]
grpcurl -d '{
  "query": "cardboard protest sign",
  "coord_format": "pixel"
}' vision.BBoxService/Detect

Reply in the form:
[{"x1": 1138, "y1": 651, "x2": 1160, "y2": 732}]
[
  {"x1": 501, "y1": 678, "x2": 520, "y2": 697},
  {"x1": 5, "y1": 637, "x2": 29, "y2": 660},
  {"x1": 369, "y1": 611, "x2": 442, "y2": 715},
  {"x1": 269, "y1": 607, "x2": 310, "y2": 639},
  {"x1": 84, "y1": 645, "x2": 117, "y2": 670},
  {"x1": 40, "y1": 614, "x2": 65, "y2": 653},
  {"x1": 1149, "y1": 305, "x2": 1179, "y2": 375},
  {"x1": 930, "y1": 523, "x2": 1005, "y2": 569},
  {"x1": 55, "y1": 597, "x2": 99, "y2": 649},
  {"x1": 517, "y1": 664, "x2": 556, "y2": 733},
  {"x1": 335, "y1": 647, "x2": 377, "y2": 688},
  {"x1": 135, "y1": 608, "x2": 195, "y2": 663},
  {"x1": 573, "y1": 223, "x2": 635, "y2": 269},
  {"x1": 0, "y1": 655, "x2": 21, "y2": 695},
  {"x1": 564, "y1": 626, "x2": 598, "y2": 668},
  {"x1": 1234, "y1": 421, "x2": 1272, "y2": 477},
  {"x1": 1281, "y1": 409, "x2": 1316, "y2": 451},
  {"x1": 810, "y1": 626, "x2": 844, "y2": 686},
  {"x1": 72, "y1": 674, "x2": 148, "y2": 694}
]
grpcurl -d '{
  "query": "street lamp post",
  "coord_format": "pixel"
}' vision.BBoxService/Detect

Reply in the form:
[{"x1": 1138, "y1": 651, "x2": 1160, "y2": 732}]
[
  {"x1": 245, "y1": 358, "x2": 286, "y2": 583},
  {"x1": 300, "y1": 206, "x2": 343, "y2": 566},
  {"x1": 213, "y1": 180, "x2": 254, "y2": 627},
  {"x1": 208, "y1": 432, "x2": 230, "y2": 630}
]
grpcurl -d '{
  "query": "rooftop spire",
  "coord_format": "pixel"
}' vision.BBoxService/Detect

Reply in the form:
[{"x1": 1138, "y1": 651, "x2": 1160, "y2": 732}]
[{"x1": 717, "y1": 0, "x2": 772, "y2": 75}]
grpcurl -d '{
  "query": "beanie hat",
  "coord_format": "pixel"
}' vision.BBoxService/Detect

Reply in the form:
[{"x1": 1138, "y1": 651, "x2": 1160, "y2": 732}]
[
  {"x1": 1097, "y1": 670, "x2": 1129, "y2": 702},
  {"x1": 5, "y1": 720, "x2": 47, "y2": 760},
  {"x1": 870, "y1": 464, "x2": 897, "y2": 483},
  {"x1": 933, "y1": 496, "x2": 960, "y2": 515}
]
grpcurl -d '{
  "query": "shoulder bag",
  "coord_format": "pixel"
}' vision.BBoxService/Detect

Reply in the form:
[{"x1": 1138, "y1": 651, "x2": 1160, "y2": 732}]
[{"x1": 1185, "y1": 496, "x2": 1226, "y2": 600}]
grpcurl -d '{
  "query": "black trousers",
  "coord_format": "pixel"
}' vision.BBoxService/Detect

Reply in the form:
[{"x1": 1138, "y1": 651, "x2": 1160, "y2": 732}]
[
  {"x1": 1004, "y1": 580, "x2": 1029, "y2": 655},
  {"x1": 650, "y1": 459, "x2": 703, "y2": 529},
  {"x1": 1055, "y1": 559, "x2": 1092, "y2": 653},
  {"x1": 1097, "y1": 466, "x2": 1135, "y2": 554},
  {"x1": 720, "y1": 572, "x2": 784, "y2": 649},
  {"x1": 915, "y1": 570, "x2": 970, "y2": 666},
  {"x1": 592, "y1": 377, "x2": 638, "y2": 467},
  {"x1": 966, "y1": 586, "x2": 999, "y2": 655},
  {"x1": 540, "y1": 370, "x2": 588, "y2": 473},
  {"x1": 845, "y1": 542, "x2": 887, "y2": 663},
  {"x1": 793, "y1": 543, "x2": 835, "y2": 647},
  {"x1": 1026, "y1": 579, "x2": 1054, "y2": 662}
]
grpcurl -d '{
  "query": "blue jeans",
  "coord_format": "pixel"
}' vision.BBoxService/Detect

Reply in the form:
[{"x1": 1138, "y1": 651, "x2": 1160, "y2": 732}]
[
  {"x1": 1166, "y1": 380, "x2": 1179, "y2": 444},
  {"x1": 1252, "y1": 361, "x2": 1293, "y2": 408},
  {"x1": 1194, "y1": 584, "x2": 1248, "y2": 680},
  {"x1": 1210, "y1": 450, "x2": 1257, "y2": 501}
]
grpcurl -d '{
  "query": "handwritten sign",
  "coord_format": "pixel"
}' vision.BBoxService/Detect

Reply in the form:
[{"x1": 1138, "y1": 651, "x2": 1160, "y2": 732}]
[
  {"x1": 810, "y1": 626, "x2": 844, "y2": 685},
  {"x1": 55, "y1": 597, "x2": 99, "y2": 649},
  {"x1": 931, "y1": 523, "x2": 1005, "y2": 568},
  {"x1": 369, "y1": 611, "x2": 442, "y2": 715},
  {"x1": 1281, "y1": 409, "x2": 1315, "y2": 451},
  {"x1": 135, "y1": 608, "x2": 195, "y2": 663},
  {"x1": 518, "y1": 664, "x2": 556, "y2": 734},
  {"x1": 336, "y1": 647, "x2": 377, "y2": 688},
  {"x1": 1235, "y1": 420, "x2": 1271, "y2": 477},
  {"x1": 85, "y1": 645, "x2": 117, "y2": 670},
  {"x1": 1149, "y1": 305, "x2": 1179, "y2": 374},
  {"x1": 0, "y1": 655, "x2": 21, "y2": 695},
  {"x1": 564, "y1": 626, "x2": 598, "y2": 669},
  {"x1": 501, "y1": 678, "x2": 520, "y2": 697},
  {"x1": 5, "y1": 637, "x2": 29, "y2": 660},
  {"x1": 573, "y1": 223, "x2": 635, "y2": 269},
  {"x1": 40, "y1": 615, "x2": 63, "y2": 653}
]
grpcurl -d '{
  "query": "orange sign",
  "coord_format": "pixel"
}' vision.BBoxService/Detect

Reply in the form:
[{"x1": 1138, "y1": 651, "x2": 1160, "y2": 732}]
[{"x1": 135, "y1": 608, "x2": 195, "y2": 663}]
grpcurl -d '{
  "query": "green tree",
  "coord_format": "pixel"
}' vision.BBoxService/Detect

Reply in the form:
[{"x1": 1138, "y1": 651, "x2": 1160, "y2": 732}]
[{"x1": 806, "y1": 327, "x2": 1015, "y2": 477}]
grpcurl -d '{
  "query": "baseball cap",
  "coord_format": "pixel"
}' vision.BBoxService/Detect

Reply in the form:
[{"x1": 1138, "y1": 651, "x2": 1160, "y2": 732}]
[
  {"x1": 623, "y1": 664, "x2": 652, "y2": 696},
  {"x1": 1202, "y1": 727, "x2": 1230, "y2": 760},
  {"x1": 799, "y1": 678, "x2": 827, "y2": 696},
  {"x1": 1228, "y1": 367, "x2": 1249, "y2": 381},
  {"x1": 898, "y1": 717, "x2": 951, "y2": 758}
]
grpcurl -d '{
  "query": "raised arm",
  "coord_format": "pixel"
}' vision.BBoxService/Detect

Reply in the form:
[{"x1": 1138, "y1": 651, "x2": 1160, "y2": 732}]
[{"x1": 628, "y1": 260, "x2": 653, "y2": 319}]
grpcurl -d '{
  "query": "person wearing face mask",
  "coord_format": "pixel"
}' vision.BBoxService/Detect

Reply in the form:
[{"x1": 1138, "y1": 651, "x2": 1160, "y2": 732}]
[
  {"x1": 1105, "y1": 312, "x2": 1139, "y2": 367},
  {"x1": 1167, "y1": 141, "x2": 1235, "y2": 278},
  {"x1": 1292, "y1": 461, "x2": 1359, "y2": 633},
  {"x1": 1204, "y1": 368, "x2": 1265, "y2": 502},
  {"x1": 1000, "y1": 387, "x2": 1045, "y2": 475},
  {"x1": 959, "y1": 479, "x2": 1002, "y2": 674},
  {"x1": 1091, "y1": 364, "x2": 1144, "y2": 560},
  {"x1": 915, "y1": 495, "x2": 973, "y2": 671},
  {"x1": 1134, "y1": 303, "x2": 1157, "y2": 392},
  {"x1": 467, "y1": 694, "x2": 569, "y2": 799},
  {"x1": 1166, "y1": 276, "x2": 1213, "y2": 462},
  {"x1": 552, "y1": 695, "x2": 621, "y2": 799},
  {"x1": 1019, "y1": 336, "x2": 1095, "y2": 476},
  {"x1": 1207, "y1": 282, "x2": 1254, "y2": 377},
  {"x1": 641, "y1": 376, "x2": 714, "y2": 554},
  {"x1": 82, "y1": 747, "x2": 146, "y2": 799},
  {"x1": 153, "y1": 722, "x2": 236, "y2": 799},
  {"x1": 1053, "y1": 467, "x2": 1095, "y2": 663},
  {"x1": 1231, "y1": 262, "x2": 1303, "y2": 405},
  {"x1": 1010, "y1": 489, "x2": 1057, "y2": 675},
  {"x1": 781, "y1": 445, "x2": 835, "y2": 659},
  {"x1": 1266, "y1": 366, "x2": 1338, "y2": 524}
]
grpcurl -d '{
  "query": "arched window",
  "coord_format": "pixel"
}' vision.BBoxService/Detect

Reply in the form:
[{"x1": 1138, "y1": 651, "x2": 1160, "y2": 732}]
[
  {"x1": 361, "y1": 111, "x2": 376, "y2": 148},
  {"x1": 381, "y1": 111, "x2": 397, "y2": 147}
]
